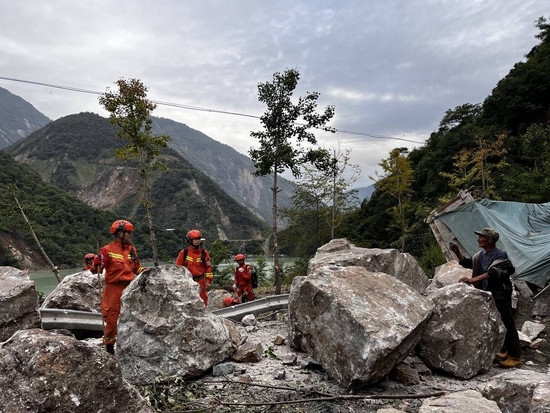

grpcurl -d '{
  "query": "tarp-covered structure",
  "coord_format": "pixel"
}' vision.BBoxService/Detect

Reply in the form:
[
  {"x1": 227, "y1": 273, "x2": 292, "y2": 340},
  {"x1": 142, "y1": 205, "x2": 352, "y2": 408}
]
[{"x1": 428, "y1": 196, "x2": 550, "y2": 289}]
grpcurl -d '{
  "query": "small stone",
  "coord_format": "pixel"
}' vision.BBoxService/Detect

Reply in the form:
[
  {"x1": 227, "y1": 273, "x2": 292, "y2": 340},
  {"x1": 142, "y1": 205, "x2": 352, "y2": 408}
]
[
  {"x1": 518, "y1": 330, "x2": 532, "y2": 346},
  {"x1": 273, "y1": 369, "x2": 286, "y2": 380},
  {"x1": 300, "y1": 357, "x2": 324, "y2": 370},
  {"x1": 212, "y1": 362, "x2": 234, "y2": 376},
  {"x1": 272, "y1": 334, "x2": 286, "y2": 345},
  {"x1": 237, "y1": 375, "x2": 252, "y2": 383},
  {"x1": 281, "y1": 354, "x2": 297, "y2": 365},
  {"x1": 231, "y1": 341, "x2": 263, "y2": 362},
  {"x1": 241, "y1": 314, "x2": 257, "y2": 326},
  {"x1": 530, "y1": 338, "x2": 546, "y2": 349},
  {"x1": 245, "y1": 325, "x2": 257, "y2": 333}
]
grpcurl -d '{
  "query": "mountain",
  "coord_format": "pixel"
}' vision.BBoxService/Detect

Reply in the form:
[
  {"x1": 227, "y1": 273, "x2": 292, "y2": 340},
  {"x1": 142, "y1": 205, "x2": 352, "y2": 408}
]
[
  {"x1": 354, "y1": 186, "x2": 375, "y2": 202},
  {"x1": 151, "y1": 116, "x2": 293, "y2": 223},
  {"x1": 0, "y1": 86, "x2": 50, "y2": 148},
  {"x1": 0, "y1": 150, "x2": 117, "y2": 269},
  {"x1": 4, "y1": 113, "x2": 268, "y2": 258}
]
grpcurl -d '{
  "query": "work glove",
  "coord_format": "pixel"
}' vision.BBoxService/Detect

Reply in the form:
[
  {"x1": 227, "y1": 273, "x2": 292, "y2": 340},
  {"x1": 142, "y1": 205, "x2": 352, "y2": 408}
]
[
  {"x1": 93, "y1": 254, "x2": 102, "y2": 265},
  {"x1": 232, "y1": 284, "x2": 237, "y2": 292}
]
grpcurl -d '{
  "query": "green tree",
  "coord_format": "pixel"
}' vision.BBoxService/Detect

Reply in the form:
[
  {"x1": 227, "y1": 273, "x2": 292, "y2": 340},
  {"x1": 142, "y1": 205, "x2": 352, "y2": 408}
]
[
  {"x1": 325, "y1": 146, "x2": 361, "y2": 239},
  {"x1": 99, "y1": 78, "x2": 171, "y2": 267},
  {"x1": 371, "y1": 148, "x2": 414, "y2": 252},
  {"x1": 440, "y1": 133, "x2": 507, "y2": 199},
  {"x1": 249, "y1": 69, "x2": 335, "y2": 293}
]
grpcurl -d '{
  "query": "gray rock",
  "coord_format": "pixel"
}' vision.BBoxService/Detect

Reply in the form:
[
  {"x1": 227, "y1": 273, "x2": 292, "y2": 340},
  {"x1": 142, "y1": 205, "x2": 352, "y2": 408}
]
[
  {"x1": 419, "y1": 389, "x2": 500, "y2": 412},
  {"x1": 424, "y1": 261, "x2": 472, "y2": 295},
  {"x1": 390, "y1": 363, "x2": 420, "y2": 385},
  {"x1": 208, "y1": 289, "x2": 234, "y2": 309},
  {"x1": 0, "y1": 266, "x2": 41, "y2": 341},
  {"x1": 533, "y1": 300, "x2": 549, "y2": 318},
  {"x1": 231, "y1": 341, "x2": 263, "y2": 362},
  {"x1": 289, "y1": 264, "x2": 433, "y2": 388},
  {"x1": 0, "y1": 329, "x2": 153, "y2": 413},
  {"x1": 212, "y1": 362, "x2": 235, "y2": 376},
  {"x1": 241, "y1": 314, "x2": 257, "y2": 326},
  {"x1": 42, "y1": 270, "x2": 103, "y2": 312},
  {"x1": 309, "y1": 238, "x2": 430, "y2": 294},
  {"x1": 479, "y1": 369, "x2": 550, "y2": 413},
  {"x1": 521, "y1": 320, "x2": 545, "y2": 341},
  {"x1": 300, "y1": 357, "x2": 324, "y2": 370},
  {"x1": 281, "y1": 354, "x2": 297, "y2": 365},
  {"x1": 418, "y1": 284, "x2": 506, "y2": 379},
  {"x1": 116, "y1": 265, "x2": 238, "y2": 385},
  {"x1": 532, "y1": 381, "x2": 550, "y2": 413},
  {"x1": 272, "y1": 368, "x2": 286, "y2": 380}
]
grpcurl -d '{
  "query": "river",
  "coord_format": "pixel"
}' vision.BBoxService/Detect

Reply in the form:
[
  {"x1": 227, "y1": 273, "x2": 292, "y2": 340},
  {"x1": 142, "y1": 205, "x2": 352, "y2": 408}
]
[{"x1": 29, "y1": 257, "x2": 298, "y2": 297}]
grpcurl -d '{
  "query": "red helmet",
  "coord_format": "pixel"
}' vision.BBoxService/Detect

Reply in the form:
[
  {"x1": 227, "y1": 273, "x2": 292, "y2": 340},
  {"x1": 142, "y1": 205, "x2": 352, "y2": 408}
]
[
  {"x1": 234, "y1": 254, "x2": 245, "y2": 261},
  {"x1": 83, "y1": 253, "x2": 95, "y2": 262},
  {"x1": 185, "y1": 229, "x2": 202, "y2": 244},
  {"x1": 110, "y1": 219, "x2": 134, "y2": 235}
]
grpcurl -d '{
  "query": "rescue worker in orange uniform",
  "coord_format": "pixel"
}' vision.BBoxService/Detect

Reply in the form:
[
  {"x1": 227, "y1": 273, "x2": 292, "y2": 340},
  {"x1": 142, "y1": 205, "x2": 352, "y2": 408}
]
[
  {"x1": 175, "y1": 229, "x2": 213, "y2": 306},
  {"x1": 94, "y1": 220, "x2": 146, "y2": 354},
  {"x1": 233, "y1": 254, "x2": 255, "y2": 303},
  {"x1": 83, "y1": 253, "x2": 97, "y2": 271}
]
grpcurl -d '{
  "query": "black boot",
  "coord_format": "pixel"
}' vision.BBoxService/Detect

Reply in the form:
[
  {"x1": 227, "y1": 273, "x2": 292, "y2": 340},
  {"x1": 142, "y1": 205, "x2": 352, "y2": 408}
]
[{"x1": 105, "y1": 343, "x2": 115, "y2": 355}]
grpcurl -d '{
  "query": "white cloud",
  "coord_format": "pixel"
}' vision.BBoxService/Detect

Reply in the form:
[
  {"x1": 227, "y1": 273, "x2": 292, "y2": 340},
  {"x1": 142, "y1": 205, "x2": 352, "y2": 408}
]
[{"x1": 0, "y1": 0, "x2": 547, "y2": 190}]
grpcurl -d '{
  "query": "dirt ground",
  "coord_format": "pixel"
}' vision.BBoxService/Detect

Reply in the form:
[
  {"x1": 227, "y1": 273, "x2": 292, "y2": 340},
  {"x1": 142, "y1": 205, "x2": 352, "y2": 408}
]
[{"x1": 137, "y1": 309, "x2": 550, "y2": 413}]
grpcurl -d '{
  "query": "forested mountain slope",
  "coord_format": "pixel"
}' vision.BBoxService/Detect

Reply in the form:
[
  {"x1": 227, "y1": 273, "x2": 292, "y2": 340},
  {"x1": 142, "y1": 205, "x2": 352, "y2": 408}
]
[
  {"x1": 152, "y1": 116, "x2": 293, "y2": 223},
  {"x1": 342, "y1": 17, "x2": 550, "y2": 262},
  {"x1": 0, "y1": 150, "x2": 116, "y2": 268},
  {"x1": 5, "y1": 112, "x2": 268, "y2": 261}
]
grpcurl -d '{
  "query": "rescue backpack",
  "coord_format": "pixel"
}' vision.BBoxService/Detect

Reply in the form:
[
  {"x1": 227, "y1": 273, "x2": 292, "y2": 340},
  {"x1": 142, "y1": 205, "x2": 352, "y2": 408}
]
[{"x1": 247, "y1": 264, "x2": 258, "y2": 288}]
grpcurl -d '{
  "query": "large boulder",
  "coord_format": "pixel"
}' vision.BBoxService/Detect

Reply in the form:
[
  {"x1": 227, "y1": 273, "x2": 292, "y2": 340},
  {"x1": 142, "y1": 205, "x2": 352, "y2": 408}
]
[
  {"x1": 42, "y1": 270, "x2": 103, "y2": 312},
  {"x1": 479, "y1": 369, "x2": 550, "y2": 413},
  {"x1": 309, "y1": 238, "x2": 430, "y2": 293},
  {"x1": 117, "y1": 265, "x2": 239, "y2": 385},
  {"x1": 0, "y1": 329, "x2": 153, "y2": 413},
  {"x1": 418, "y1": 284, "x2": 506, "y2": 378},
  {"x1": 423, "y1": 261, "x2": 472, "y2": 295},
  {"x1": 208, "y1": 289, "x2": 234, "y2": 309},
  {"x1": 0, "y1": 266, "x2": 41, "y2": 341},
  {"x1": 289, "y1": 264, "x2": 434, "y2": 388}
]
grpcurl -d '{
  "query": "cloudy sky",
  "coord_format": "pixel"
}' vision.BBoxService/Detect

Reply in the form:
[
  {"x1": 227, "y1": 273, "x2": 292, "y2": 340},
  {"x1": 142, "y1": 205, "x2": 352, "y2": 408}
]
[{"x1": 0, "y1": 1, "x2": 547, "y2": 187}]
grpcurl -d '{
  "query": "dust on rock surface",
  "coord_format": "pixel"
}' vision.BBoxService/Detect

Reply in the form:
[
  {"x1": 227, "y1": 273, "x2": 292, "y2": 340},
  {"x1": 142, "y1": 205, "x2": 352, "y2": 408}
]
[{"x1": 137, "y1": 309, "x2": 550, "y2": 412}]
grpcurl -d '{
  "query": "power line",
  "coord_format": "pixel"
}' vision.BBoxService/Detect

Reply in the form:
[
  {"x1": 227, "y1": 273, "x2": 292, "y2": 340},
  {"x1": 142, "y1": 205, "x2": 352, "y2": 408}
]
[{"x1": 0, "y1": 75, "x2": 424, "y2": 144}]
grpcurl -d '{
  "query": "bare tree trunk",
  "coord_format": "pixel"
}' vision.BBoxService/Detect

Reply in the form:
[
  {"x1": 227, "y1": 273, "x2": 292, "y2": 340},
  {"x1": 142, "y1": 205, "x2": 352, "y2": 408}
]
[
  {"x1": 13, "y1": 194, "x2": 61, "y2": 283},
  {"x1": 272, "y1": 170, "x2": 281, "y2": 294}
]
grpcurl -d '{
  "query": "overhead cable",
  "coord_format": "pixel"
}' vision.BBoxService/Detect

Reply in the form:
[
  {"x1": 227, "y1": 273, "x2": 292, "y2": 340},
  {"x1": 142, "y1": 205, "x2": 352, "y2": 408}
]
[{"x1": 0, "y1": 75, "x2": 424, "y2": 144}]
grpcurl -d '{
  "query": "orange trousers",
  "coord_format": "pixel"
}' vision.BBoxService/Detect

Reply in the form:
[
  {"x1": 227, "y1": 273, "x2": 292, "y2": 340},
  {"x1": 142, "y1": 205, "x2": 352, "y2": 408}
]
[
  {"x1": 238, "y1": 283, "x2": 255, "y2": 302},
  {"x1": 101, "y1": 282, "x2": 129, "y2": 345},
  {"x1": 195, "y1": 277, "x2": 209, "y2": 306}
]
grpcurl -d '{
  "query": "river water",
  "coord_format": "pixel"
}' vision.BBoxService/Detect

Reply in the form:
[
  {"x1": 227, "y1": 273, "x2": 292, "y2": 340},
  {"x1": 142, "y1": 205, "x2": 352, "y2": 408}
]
[{"x1": 29, "y1": 257, "x2": 297, "y2": 297}]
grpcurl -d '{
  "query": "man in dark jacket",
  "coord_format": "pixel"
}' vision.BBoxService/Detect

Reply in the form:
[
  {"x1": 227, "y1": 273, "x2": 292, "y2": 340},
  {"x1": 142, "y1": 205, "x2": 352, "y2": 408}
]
[{"x1": 450, "y1": 227, "x2": 521, "y2": 368}]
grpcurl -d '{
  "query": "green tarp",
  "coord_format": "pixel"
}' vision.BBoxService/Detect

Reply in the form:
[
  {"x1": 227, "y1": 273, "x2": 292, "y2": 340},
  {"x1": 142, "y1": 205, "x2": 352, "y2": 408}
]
[{"x1": 437, "y1": 199, "x2": 550, "y2": 288}]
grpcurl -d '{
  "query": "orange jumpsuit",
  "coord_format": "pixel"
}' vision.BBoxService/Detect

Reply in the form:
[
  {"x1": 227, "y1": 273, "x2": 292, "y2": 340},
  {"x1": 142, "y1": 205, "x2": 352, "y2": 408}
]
[
  {"x1": 175, "y1": 247, "x2": 213, "y2": 305},
  {"x1": 98, "y1": 240, "x2": 146, "y2": 345},
  {"x1": 234, "y1": 263, "x2": 255, "y2": 301}
]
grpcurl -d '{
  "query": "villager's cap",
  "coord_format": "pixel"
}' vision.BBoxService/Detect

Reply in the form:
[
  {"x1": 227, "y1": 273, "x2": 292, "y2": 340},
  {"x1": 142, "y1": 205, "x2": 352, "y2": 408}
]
[{"x1": 474, "y1": 227, "x2": 499, "y2": 242}]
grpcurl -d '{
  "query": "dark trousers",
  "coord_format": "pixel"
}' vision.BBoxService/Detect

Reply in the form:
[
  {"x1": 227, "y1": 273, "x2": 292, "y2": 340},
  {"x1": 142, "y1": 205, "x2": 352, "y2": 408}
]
[{"x1": 494, "y1": 298, "x2": 521, "y2": 358}]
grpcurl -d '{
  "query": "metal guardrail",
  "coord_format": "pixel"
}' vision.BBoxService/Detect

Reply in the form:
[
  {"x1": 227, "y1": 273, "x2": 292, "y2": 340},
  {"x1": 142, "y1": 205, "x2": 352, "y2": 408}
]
[
  {"x1": 40, "y1": 294, "x2": 290, "y2": 331},
  {"x1": 40, "y1": 308, "x2": 103, "y2": 331},
  {"x1": 211, "y1": 294, "x2": 289, "y2": 321}
]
